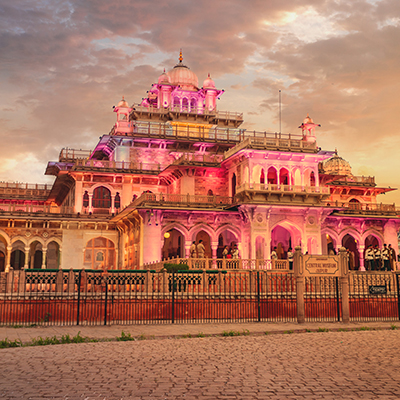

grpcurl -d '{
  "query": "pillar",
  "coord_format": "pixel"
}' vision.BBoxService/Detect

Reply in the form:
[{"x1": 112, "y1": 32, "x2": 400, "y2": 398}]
[
  {"x1": 41, "y1": 249, "x2": 47, "y2": 269},
  {"x1": 358, "y1": 245, "x2": 365, "y2": 271},
  {"x1": 24, "y1": 247, "x2": 30, "y2": 269},
  {"x1": 111, "y1": 194, "x2": 116, "y2": 214},
  {"x1": 88, "y1": 193, "x2": 93, "y2": 213},
  {"x1": 59, "y1": 247, "x2": 63, "y2": 269},
  {"x1": 339, "y1": 247, "x2": 350, "y2": 323},
  {"x1": 211, "y1": 241, "x2": 218, "y2": 259},
  {"x1": 5, "y1": 246, "x2": 12, "y2": 273},
  {"x1": 185, "y1": 240, "x2": 192, "y2": 258},
  {"x1": 294, "y1": 246, "x2": 305, "y2": 323}
]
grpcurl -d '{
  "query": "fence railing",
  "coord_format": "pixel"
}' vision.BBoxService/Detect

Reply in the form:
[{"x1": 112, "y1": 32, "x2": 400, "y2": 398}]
[
  {"x1": 1, "y1": 269, "x2": 399, "y2": 326},
  {"x1": 236, "y1": 182, "x2": 330, "y2": 195},
  {"x1": 325, "y1": 201, "x2": 397, "y2": 213},
  {"x1": 0, "y1": 269, "x2": 296, "y2": 325},
  {"x1": 132, "y1": 194, "x2": 234, "y2": 209},
  {"x1": 74, "y1": 158, "x2": 162, "y2": 172},
  {"x1": 141, "y1": 257, "x2": 289, "y2": 272}
]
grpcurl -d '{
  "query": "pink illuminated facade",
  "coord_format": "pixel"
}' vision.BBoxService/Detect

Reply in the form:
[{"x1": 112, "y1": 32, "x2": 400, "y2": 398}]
[{"x1": 0, "y1": 53, "x2": 399, "y2": 272}]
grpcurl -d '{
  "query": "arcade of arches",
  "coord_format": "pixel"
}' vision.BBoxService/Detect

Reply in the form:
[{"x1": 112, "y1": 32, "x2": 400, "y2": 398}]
[{"x1": 0, "y1": 236, "x2": 61, "y2": 272}]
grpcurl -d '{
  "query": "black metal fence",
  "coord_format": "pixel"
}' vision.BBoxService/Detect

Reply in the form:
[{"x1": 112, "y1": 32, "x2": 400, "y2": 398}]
[
  {"x1": 349, "y1": 272, "x2": 400, "y2": 321},
  {"x1": 1, "y1": 269, "x2": 399, "y2": 326},
  {"x1": 0, "y1": 269, "x2": 297, "y2": 326}
]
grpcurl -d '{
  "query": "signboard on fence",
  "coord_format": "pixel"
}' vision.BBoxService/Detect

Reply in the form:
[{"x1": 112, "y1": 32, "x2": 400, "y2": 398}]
[{"x1": 304, "y1": 255, "x2": 340, "y2": 277}]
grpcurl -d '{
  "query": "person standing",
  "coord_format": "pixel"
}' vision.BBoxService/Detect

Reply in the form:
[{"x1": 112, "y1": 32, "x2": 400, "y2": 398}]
[
  {"x1": 190, "y1": 241, "x2": 197, "y2": 258},
  {"x1": 271, "y1": 247, "x2": 278, "y2": 260},
  {"x1": 382, "y1": 244, "x2": 390, "y2": 271},
  {"x1": 231, "y1": 246, "x2": 239, "y2": 259},
  {"x1": 222, "y1": 245, "x2": 229, "y2": 259},
  {"x1": 389, "y1": 244, "x2": 397, "y2": 271},
  {"x1": 287, "y1": 248, "x2": 294, "y2": 270},
  {"x1": 197, "y1": 240, "x2": 205, "y2": 258},
  {"x1": 365, "y1": 245, "x2": 374, "y2": 271},
  {"x1": 374, "y1": 245, "x2": 381, "y2": 271}
]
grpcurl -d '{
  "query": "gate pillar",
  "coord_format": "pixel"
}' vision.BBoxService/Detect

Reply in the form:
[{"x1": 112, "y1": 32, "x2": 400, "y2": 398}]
[
  {"x1": 339, "y1": 247, "x2": 350, "y2": 323},
  {"x1": 294, "y1": 246, "x2": 305, "y2": 323}
]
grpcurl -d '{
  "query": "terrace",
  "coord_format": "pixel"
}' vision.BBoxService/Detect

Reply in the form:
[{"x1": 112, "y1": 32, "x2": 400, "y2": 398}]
[{"x1": 131, "y1": 192, "x2": 233, "y2": 210}]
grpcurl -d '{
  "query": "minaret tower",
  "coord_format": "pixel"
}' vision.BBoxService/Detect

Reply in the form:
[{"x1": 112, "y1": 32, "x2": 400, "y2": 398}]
[{"x1": 113, "y1": 96, "x2": 133, "y2": 135}]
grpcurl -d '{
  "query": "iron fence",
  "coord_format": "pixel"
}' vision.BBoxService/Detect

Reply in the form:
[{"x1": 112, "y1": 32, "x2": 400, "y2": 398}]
[
  {"x1": 349, "y1": 272, "x2": 400, "y2": 321},
  {"x1": 0, "y1": 269, "x2": 296, "y2": 326},
  {"x1": 304, "y1": 276, "x2": 341, "y2": 322},
  {"x1": 1, "y1": 269, "x2": 399, "y2": 326}
]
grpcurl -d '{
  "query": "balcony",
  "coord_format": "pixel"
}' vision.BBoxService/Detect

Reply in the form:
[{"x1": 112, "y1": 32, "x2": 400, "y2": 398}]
[
  {"x1": 74, "y1": 159, "x2": 162, "y2": 174},
  {"x1": 325, "y1": 201, "x2": 398, "y2": 216},
  {"x1": 132, "y1": 192, "x2": 233, "y2": 210},
  {"x1": 329, "y1": 175, "x2": 376, "y2": 187},
  {"x1": 0, "y1": 182, "x2": 52, "y2": 201},
  {"x1": 224, "y1": 136, "x2": 318, "y2": 159},
  {"x1": 59, "y1": 148, "x2": 92, "y2": 162},
  {"x1": 129, "y1": 104, "x2": 244, "y2": 128},
  {"x1": 235, "y1": 183, "x2": 330, "y2": 206},
  {"x1": 172, "y1": 153, "x2": 223, "y2": 166}
]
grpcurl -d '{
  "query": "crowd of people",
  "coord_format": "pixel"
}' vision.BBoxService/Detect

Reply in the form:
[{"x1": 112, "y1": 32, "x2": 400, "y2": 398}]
[
  {"x1": 189, "y1": 241, "x2": 240, "y2": 259},
  {"x1": 363, "y1": 243, "x2": 397, "y2": 271}
]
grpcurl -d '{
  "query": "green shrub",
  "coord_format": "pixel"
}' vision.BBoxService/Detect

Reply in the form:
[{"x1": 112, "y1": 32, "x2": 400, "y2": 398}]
[{"x1": 163, "y1": 263, "x2": 189, "y2": 273}]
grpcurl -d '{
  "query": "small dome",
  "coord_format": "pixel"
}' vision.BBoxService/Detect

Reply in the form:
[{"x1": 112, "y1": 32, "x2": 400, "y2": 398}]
[
  {"x1": 323, "y1": 152, "x2": 352, "y2": 176},
  {"x1": 158, "y1": 69, "x2": 171, "y2": 84},
  {"x1": 203, "y1": 73, "x2": 215, "y2": 89},
  {"x1": 117, "y1": 96, "x2": 129, "y2": 108},
  {"x1": 303, "y1": 113, "x2": 313, "y2": 124}
]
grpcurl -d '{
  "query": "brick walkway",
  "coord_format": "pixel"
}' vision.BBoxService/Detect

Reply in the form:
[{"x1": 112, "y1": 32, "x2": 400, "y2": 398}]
[{"x1": 1, "y1": 326, "x2": 400, "y2": 399}]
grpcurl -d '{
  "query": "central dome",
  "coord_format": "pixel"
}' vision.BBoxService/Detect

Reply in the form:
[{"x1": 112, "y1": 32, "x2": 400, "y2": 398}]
[{"x1": 167, "y1": 51, "x2": 199, "y2": 91}]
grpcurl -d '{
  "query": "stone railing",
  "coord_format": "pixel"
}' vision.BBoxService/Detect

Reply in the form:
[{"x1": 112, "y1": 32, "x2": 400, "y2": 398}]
[
  {"x1": 236, "y1": 183, "x2": 330, "y2": 195},
  {"x1": 132, "y1": 193, "x2": 233, "y2": 209},
  {"x1": 142, "y1": 257, "x2": 289, "y2": 272},
  {"x1": 224, "y1": 135, "x2": 318, "y2": 159},
  {"x1": 172, "y1": 153, "x2": 223, "y2": 165},
  {"x1": 0, "y1": 202, "x2": 74, "y2": 215},
  {"x1": 74, "y1": 158, "x2": 162, "y2": 173},
  {"x1": 59, "y1": 148, "x2": 92, "y2": 161},
  {"x1": 325, "y1": 201, "x2": 397, "y2": 214}
]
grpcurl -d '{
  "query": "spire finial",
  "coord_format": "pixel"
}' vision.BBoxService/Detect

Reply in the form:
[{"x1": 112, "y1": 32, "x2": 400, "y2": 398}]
[
  {"x1": 335, "y1": 148, "x2": 338, "y2": 155},
  {"x1": 179, "y1": 49, "x2": 183, "y2": 63},
  {"x1": 122, "y1": 95, "x2": 125, "y2": 100}
]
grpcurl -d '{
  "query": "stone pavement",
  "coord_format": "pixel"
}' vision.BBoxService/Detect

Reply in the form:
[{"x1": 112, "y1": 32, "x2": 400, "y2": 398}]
[{"x1": 1, "y1": 327, "x2": 400, "y2": 399}]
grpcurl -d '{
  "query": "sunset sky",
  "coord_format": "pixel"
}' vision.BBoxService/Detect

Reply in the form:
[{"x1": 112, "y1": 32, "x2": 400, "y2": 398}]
[{"x1": 1, "y1": 0, "x2": 400, "y2": 204}]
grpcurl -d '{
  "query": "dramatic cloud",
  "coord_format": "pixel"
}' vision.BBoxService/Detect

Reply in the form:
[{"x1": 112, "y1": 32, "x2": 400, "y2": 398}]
[{"x1": 0, "y1": 0, "x2": 399, "y2": 203}]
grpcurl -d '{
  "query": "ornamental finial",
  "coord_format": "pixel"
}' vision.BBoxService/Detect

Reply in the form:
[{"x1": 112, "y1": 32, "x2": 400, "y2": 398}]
[{"x1": 179, "y1": 49, "x2": 183, "y2": 63}]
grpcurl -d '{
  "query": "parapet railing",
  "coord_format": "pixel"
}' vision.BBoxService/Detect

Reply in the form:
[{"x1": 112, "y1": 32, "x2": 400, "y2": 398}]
[
  {"x1": 0, "y1": 202, "x2": 74, "y2": 214},
  {"x1": 236, "y1": 183, "x2": 330, "y2": 195},
  {"x1": 325, "y1": 201, "x2": 397, "y2": 212},
  {"x1": 132, "y1": 193, "x2": 234, "y2": 209},
  {"x1": 224, "y1": 136, "x2": 318, "y2": 159},
  {"x1": 131, "y1": 104, "x2": 244, "y2": 121},
  {"x1": 59, "y1": 148, "x2": 92, "y2": 161},
  {"x1": 142, "y1": 257, "x2": 289, "y2": 272},
  {"x1": 172, "y1": 153, "x2": 224, "y2": 165},
  {"x1": 0, "y1": 182, "x2": 51, "y2": 192},
  {"x1": 74, "y1": 158, "x2": 162, "y2": 173}
]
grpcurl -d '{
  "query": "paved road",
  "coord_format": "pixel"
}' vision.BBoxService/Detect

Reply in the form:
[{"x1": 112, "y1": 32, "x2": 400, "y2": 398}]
[{"x1": 1, "y1": 330, "x2": 400, "y2": 399}]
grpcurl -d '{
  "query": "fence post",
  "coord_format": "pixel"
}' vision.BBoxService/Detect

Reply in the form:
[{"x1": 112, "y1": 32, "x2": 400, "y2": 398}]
[
  {"x1": 257, "y1": 271, "x2": 261, "y2": 322},
  {"x1": 56, "y1": 270, "x2": 63, "y2": 293},
  {"x1": 146, "y1": 270, "x2": 152, "y2": 293},
  {"x1": 339, "y1": 247, "x2": 350, "y2": 323},
  {"x1": 6, "y1": 271, "x2": 13, "y2": 294},
  {"x1": 171, "y1": 271, "x2": 175, "y2": 324},
  {"x1": 76, "y1": 270, "x2": 82, "y2": 326},
  {"x1": 68, "y1": 269, "x2": 75, "y2": 293},
  {"x1": 18, "y1": 270, "x2": 25, "y2": 294},
  {"x1": 104, "y1": 276, "x2": 108, "y2": 326},
  {"x1": 294, "y1": 246, "x2": 305, "y2": 323}
]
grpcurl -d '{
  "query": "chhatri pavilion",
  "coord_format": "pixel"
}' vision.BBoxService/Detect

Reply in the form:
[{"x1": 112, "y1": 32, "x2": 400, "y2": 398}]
[{"x1": 0, "y1": 52, "x2": 398, "y2": 272}]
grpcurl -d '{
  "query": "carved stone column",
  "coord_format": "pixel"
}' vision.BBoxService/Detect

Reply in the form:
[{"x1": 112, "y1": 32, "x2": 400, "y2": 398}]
[
  {"x1": 24, "y1": 247, "x2": 30, "y2": 269},
  {"x1": 41, "y1": 249, "x2": 47, "y2": 269}
]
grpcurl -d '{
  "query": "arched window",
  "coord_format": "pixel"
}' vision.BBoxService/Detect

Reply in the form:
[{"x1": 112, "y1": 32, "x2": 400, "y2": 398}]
[
  {"x1": 260, "y1": 169, "x2": 265, "y2": 184},
  {"x1": 83, "y1": 191, "x2": 89, "y2": 207},
  {"x1": 92, "y1": 187, "x2": 111, "y2": 208},
  {"x1": 267, "y1": 167, "x2": 277, "y2": 184},
  {"x1": 190, "y1": 98, "x2": 197, "y2": 112},
  {"x1": 84, "y1": 237, "x2": 116, "y2": 270},
  {"x1": 115, "y1": 192, "x2": 121, "y2": 209}
]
